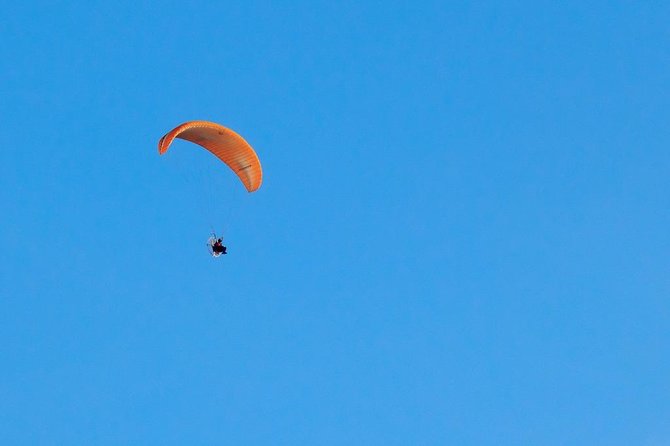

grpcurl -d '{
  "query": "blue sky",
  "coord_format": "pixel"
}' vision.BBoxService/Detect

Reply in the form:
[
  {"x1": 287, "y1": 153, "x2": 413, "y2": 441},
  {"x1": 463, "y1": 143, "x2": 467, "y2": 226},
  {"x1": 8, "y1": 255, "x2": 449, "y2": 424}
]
[{"x1": 2, "y1": 1, "x2": 670, "y2": 444}]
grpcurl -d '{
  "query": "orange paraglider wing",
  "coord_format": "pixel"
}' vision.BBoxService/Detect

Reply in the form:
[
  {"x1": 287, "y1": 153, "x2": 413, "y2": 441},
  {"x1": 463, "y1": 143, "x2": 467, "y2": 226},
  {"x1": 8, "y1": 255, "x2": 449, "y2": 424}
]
[{"x1": 158, "y1": 121, "x2": 262, "y2": 192}]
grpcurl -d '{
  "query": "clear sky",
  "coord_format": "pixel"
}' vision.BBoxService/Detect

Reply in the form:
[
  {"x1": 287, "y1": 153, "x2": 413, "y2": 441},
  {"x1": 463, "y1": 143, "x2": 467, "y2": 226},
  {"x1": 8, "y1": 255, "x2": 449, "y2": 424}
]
[{"x1": 2, "y1": 1, "x2": 670, "y2": 444}]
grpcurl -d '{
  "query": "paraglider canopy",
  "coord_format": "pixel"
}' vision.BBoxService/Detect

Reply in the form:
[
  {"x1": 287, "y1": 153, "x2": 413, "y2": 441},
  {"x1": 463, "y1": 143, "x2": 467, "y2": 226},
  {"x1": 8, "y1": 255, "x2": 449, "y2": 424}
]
[{"x1": 158, "y1": 120, "x2": 263, "y2": 192}]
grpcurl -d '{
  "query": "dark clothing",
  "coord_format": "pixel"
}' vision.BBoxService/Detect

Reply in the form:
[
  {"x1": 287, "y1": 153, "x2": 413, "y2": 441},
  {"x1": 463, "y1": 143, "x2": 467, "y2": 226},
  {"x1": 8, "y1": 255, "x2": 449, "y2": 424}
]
[{"x1": 213, "y1": 243, "x2": 227, "y2": 254}]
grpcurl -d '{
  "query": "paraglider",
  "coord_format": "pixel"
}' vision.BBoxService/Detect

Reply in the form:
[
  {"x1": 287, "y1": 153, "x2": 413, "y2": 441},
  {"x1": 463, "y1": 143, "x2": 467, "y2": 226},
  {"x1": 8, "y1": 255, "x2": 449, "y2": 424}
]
[
  {"x1": 158, "y1": 121, "x2": 262, "y2": 257},
  {"x1": 158, "y1": 120, "x2": 262, "y2": 192},
  {"x1": 207, "y1": 234, "x2": 227, "y2": 257}
]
